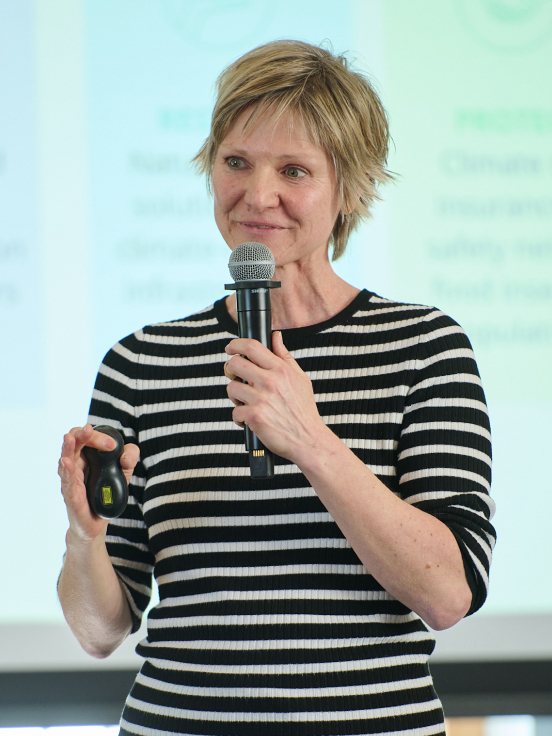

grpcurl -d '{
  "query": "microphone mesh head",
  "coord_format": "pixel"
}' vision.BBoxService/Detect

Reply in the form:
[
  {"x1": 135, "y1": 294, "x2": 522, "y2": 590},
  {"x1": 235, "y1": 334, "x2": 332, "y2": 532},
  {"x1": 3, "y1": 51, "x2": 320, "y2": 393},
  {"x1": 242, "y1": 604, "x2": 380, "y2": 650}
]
[{"x1": 228, "y1": 242, "x2": 276, "y2": 281}]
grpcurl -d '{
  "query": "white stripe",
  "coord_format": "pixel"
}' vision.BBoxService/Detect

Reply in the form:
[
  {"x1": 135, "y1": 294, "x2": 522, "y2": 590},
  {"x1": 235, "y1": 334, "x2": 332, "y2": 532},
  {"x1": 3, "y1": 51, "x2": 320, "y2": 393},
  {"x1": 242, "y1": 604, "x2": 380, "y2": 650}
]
[
  {"x1": 357, "y1": 302, "x2": 432, "y2": 314},
  {"x1": 464, "y1": 531, "x2": 490, "y2": 590},
  {"x1": 156, "y1": 588, "x2": 392, "y2": 608},
  {"x1": 155, "y1": 536, "x2": 347, "y2": 561},
  {"x1": 91, "y1": 389, "x2": 135, "y2": 416},
  {"x1": 143, "y1": 442, "x2": 244, "y2": 469},
  {"x1": 144, "y1": 465, "x2": 243, "y2": 485},
  {"x1": 138, "y1": 374, "x2": 228, "y2": 390},
  {"x1": 398, "y1": 444, "x2": 491, "y2": 467},
  {"x1": 419, "y1": 324, "x2": 465, "y2": 344},
  {"x1": 140, "y1": 421, "x2": 239, "y2": 442},
  {"x1": 309, "y1": 360, "x2": 417, "y2": 380},
  {"x1": 292, "y1": 335, "x2": 422, "y2": 360},
  {"x1": 420, "y1": 347, "x2": 475, "y2": 370},
  {"x1": 134, "y1": 397, "x2": 233, "y2": 416},
  {"x1": 124, "y1": 693, "x2": 441, "y2": 722},
  {"x1": 135, "y1": 670, "x2": 432, "y2": 699},
  {"x1": 106, "y1": 535, "x2": 149, "y2": 552},
  {"x1": 150, "y1": 512, "x2": 333, "y2": 538},
  {"x1": 321, "y1": 318, "x2": 461, "y2": 345},
  {"x1": 151, "y1": 315, "x2": 218, "y2": 328},
  {"x1": 109, "y1": 556, "x2": 152, "y2": 573},
  {"x1": 130, "y1": 475, "x2": 146, "y2": 487},
  {"x1": 315, "y1": 385, "x2": 409, "y2": 402},
  {"x1": 98, "y1": 362, "x2": 136, "y2": 388},
  {"x1": 306, "y1": 349, "x2": 472, "y2": 381},
  {"x1": 346, "y1": 437, "x2": 398, "y2": 451},
  {"x1": 144, "y1": 438, "x2": 397, "y2": 471},
  {"x1": 112, "y1": 340, "x2": 227, "y2": 367},
  {"x1": 321, "y1": 315, "x2": 433, "y2": 334},
  {"x1": 400, "y1": 467, "x2": 491, "y2": 493},
  {"x1": 148, "y1": 487, "x2": 317, "y2": 511},
  {"x1": 368, "y1": 465, "x2": 396, "y2": 476},
  {"x1": 105, "y1": 516, "x2": 147, "y2": 530},
  {"x1": 293, "y1": 327, "x2": 466, "y2": 361},
  {"x1": 142, "y1": 633, "x2": 433, "y2": 660},
  {"x1": 409, "y1": 372, "x2": 482, "y2": 392},
  {"x1": 138, "y1": 330, "x2": 232, "y2": 346},
  {"x1": 95, "y1": 388, "x2": 484, "y2": 422},
  {"x1": 466, "y1": 526, "x2": 493, "y2": 574},
  {"x1": 87, "y1": 416, "x2": 137, "y2": 439},
  {"x1": 145, "y1": 462, "x2": 310, "y2": 487},
  {"x1": 146, "y1": 613, "x2": 415, "y2": 629},
  {"x1": 156, "y1": 564, "x2": 368, "y2": 586},
  {"x1": 322, "y1": 412, "x2": 402, "y2": 425},
  {"x1": 401, "y1": 420, "x2": 491, "y2": 443},
  {"x1": 404, "y1": 397, "x2": 488, "y2": 416},
  {"x1": 142, "y1": 636, "x2": 433, "y2": 664},
  {"x1": 403, "y1": 488, "x2": 494, "y2": 513}
]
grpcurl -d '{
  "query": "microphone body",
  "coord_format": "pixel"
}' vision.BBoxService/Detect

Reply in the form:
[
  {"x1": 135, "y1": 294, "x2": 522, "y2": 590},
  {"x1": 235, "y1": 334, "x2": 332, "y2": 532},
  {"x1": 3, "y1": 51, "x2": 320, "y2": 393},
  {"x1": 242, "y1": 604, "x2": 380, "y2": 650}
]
[
  {"x1": 225, "y1": 279, "x2": 281, "y2": 479},
  {"x1": 225, "y1": 240, "x2": 282, "y2": 480}
]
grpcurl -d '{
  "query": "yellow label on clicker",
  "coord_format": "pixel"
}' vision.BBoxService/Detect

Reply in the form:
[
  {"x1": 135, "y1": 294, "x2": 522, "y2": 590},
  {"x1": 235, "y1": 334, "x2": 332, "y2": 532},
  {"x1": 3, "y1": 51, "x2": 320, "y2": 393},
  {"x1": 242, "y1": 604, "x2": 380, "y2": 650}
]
[{"x1": 101, "y1": 486, "x2": 114, "y2": 506}]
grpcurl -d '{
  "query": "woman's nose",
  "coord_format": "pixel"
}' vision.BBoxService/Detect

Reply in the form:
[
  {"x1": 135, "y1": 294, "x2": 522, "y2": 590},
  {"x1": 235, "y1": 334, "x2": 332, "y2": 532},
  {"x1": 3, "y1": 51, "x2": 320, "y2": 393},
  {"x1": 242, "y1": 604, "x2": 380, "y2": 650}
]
[{"x1": 243, "y1": 167, "x2": 280, "y2": 210}]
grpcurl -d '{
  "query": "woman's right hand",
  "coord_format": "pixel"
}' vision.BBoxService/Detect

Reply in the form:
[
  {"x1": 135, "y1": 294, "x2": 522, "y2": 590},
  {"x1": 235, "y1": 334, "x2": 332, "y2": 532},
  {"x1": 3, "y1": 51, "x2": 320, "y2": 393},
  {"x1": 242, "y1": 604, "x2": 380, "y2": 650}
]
[{"x1": 58, "y1": 424, "x2": 140, "y2": 542}]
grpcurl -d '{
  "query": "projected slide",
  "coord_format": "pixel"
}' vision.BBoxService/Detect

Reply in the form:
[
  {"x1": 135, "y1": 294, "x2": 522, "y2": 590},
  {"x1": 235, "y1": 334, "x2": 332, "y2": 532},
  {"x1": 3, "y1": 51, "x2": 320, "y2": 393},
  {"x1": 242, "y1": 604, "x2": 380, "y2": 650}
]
[
  {"x1": 378, "y1": 0, "x2": 552, "y2": 615},
  {"x1": 0, "y1": 0, "x2": 551, "y2": 669},
  {"x1": 0, "y1": 1, "x2": 43, "y2": 406}
]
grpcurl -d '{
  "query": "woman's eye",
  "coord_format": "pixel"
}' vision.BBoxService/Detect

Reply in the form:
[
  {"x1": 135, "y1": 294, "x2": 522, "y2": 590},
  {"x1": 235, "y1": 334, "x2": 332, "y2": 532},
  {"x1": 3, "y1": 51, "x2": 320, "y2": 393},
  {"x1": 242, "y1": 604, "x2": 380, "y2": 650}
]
[
  {"x1": 226, "y1": 157, "x2": 245, "y2": 169},
  {"x1": 285, "y1": 167, "x2": 305, "y2": 178}
]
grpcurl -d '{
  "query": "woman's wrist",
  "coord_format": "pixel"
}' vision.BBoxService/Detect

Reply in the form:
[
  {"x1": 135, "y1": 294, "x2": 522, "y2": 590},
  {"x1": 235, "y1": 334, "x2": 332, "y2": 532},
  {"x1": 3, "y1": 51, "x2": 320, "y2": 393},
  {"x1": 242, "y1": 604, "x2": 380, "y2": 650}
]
[
  {"x1": 65, "y1": 524, "x2": 107, "y2": 553},
  {"x1": 290, "y1": 421, "x2": 347, "y2": 475}
]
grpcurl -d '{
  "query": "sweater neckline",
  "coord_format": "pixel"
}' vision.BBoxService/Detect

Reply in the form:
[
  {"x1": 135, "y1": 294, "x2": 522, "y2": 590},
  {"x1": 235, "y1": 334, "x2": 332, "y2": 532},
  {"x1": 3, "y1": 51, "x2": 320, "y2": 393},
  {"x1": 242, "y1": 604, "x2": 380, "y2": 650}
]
[{"x1": 213, "y1": 288, "x2": 376, "y2": 340}]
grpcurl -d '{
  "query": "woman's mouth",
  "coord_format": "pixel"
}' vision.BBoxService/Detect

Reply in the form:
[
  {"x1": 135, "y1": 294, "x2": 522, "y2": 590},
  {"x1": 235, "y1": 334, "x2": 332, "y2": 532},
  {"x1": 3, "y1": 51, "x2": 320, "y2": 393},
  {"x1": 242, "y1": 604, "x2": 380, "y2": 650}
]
[{"x1": 241, "y1": 221, "x2": 284, "y2": 230}]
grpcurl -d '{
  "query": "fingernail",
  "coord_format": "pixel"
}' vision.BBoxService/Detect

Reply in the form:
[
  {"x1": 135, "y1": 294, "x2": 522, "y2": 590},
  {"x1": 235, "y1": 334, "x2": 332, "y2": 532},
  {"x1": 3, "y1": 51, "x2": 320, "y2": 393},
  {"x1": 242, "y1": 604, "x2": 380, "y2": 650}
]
[
  {"x1": 60, "y1": 458, "x2": 66, "y2": 470},
  {"x1": 106, "y1": 438, "x2": 116, "y2": 450}
]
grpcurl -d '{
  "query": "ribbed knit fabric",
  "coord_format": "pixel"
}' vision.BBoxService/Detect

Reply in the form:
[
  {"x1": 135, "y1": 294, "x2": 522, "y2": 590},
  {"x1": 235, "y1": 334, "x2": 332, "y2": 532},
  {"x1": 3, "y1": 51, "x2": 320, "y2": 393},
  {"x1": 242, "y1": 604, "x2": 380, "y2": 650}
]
[{"x1": 88, "y1": 289, "x2": 496, "y2": 736}]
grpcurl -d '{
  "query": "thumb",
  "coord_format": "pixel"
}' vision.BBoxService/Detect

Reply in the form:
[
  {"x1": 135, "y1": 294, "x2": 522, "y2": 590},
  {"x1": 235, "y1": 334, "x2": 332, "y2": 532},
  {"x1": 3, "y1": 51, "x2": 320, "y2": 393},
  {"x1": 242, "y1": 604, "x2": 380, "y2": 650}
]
[
  {"x1": 272, "y1": 330, "x2": 294, "y2": 361},
  {"x1": 120, "y1": 442, "x2": 140, "y2": 476}
]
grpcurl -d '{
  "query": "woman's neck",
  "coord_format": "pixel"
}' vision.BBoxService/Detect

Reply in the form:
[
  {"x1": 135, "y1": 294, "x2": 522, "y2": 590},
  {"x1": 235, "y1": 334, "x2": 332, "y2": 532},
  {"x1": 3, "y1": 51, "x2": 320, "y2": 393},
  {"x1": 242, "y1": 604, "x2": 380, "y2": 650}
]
[{"x1": 226, "y1": 253, "x2": 360, "y2": 331}]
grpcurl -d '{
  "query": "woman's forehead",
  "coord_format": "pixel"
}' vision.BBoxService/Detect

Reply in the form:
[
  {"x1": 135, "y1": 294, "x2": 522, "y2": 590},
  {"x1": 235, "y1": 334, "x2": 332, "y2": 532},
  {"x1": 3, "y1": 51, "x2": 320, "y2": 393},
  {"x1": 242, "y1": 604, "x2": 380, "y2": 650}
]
[{"x1": 222, "y1": 105, "x2": 319, "y2": 149}]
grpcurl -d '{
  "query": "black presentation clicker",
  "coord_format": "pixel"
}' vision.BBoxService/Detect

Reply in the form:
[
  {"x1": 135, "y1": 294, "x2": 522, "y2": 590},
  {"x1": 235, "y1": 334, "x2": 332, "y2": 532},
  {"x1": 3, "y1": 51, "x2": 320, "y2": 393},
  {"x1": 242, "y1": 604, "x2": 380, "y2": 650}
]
[{"x1": 83, "y1": 425, "x2": 129, "y2": 518}]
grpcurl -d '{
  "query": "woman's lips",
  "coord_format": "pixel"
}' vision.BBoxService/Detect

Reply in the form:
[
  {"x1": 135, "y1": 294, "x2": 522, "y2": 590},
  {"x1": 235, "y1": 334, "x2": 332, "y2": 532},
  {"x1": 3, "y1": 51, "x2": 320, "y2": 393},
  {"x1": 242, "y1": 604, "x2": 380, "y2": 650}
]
[{"x1": 241, "y1": 221, "x2": 285, "y2": 230}]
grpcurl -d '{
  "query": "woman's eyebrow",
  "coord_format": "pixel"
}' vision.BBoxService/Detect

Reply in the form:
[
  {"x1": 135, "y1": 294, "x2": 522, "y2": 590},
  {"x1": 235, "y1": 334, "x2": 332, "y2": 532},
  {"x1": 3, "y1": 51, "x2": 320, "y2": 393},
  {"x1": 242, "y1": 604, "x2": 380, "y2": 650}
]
[{"x1": 219, "y1": 145, "x2": 317, "y2": 162}]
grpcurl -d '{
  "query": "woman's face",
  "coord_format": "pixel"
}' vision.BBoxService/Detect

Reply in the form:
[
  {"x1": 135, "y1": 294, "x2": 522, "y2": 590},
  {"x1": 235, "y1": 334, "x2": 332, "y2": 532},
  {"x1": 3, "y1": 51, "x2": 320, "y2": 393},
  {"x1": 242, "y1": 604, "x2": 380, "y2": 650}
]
[{"x1": 212, "y1": 107, "x2": 341, "y2": 268}]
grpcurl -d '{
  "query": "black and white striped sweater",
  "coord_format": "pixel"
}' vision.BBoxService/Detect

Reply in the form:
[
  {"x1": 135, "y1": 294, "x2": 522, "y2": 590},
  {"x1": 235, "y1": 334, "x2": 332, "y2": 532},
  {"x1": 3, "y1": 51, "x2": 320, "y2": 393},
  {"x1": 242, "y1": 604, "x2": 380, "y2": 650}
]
[{"x1": 89, "y1": 289, "x2": 495, "y2": 736}]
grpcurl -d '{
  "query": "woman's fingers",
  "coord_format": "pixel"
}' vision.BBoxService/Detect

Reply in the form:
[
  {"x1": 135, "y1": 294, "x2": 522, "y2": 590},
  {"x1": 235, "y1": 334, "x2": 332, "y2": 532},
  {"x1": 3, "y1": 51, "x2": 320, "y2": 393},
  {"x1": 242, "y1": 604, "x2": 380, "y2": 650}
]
[
  {"x1": 223, "y1": 362, "x2": 237, "y2": 381},
  {"x1": 224, "y1": 332, "x2": 326, "y2": 461},
  {"x1": 59, "y1": 429, "x2": 110, "y2": 539},
  {"x1": 225, "y1": 337, "x2": 280, "y2": 370},
  {"x1": 225, "y1": 354, "x2": 264, "y2": 385},
  {"x1": 120, "y1": 442, "x2": 140, "y2": 485}
]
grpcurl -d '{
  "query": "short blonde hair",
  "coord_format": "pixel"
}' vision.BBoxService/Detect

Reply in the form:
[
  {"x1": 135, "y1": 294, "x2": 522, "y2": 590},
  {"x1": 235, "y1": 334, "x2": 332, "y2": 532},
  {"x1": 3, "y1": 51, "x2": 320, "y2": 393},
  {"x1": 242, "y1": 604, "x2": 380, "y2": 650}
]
[{"x1": 193, "y1": 40, "x2": 392, "y2": 260}]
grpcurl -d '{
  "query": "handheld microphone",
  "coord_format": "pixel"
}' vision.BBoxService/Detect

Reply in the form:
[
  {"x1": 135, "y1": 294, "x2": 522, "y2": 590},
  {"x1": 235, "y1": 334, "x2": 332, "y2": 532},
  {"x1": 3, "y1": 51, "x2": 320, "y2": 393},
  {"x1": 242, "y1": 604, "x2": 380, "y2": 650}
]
[
  {"x1": 83, "y1": 425, "x2": 129, "y2": 518},
  {"x1": 225, "y1": 242, "x2": 281, "y2": 479}
]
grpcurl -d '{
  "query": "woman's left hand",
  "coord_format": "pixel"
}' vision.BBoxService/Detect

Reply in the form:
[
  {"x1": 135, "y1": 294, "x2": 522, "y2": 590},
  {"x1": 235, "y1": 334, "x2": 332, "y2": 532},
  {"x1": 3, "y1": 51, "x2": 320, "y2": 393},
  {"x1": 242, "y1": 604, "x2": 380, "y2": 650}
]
[{"x1": 225, "y1": 332, "x2": 328, "y2": 463}]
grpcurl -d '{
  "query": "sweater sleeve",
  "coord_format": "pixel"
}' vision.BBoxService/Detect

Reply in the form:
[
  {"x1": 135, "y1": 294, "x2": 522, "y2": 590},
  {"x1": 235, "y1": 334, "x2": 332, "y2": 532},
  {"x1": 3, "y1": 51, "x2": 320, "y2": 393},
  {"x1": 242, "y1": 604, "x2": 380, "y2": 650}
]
[
  {"x1": 88, "y1": 334, "x2": 154, "y2": 633},
  {"x1": 397, "y1": 310, "x2": 496, "y2": 616}
]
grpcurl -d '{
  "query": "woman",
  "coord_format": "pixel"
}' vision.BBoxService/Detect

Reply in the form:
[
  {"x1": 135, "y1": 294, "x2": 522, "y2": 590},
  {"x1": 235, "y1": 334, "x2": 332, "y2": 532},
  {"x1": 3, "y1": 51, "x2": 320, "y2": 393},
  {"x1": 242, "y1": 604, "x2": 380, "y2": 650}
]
[{"x1": 58, "y1": 41, "x2": 495, "y2": 736}]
